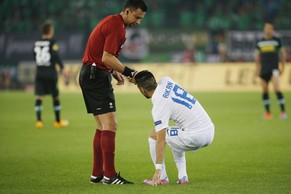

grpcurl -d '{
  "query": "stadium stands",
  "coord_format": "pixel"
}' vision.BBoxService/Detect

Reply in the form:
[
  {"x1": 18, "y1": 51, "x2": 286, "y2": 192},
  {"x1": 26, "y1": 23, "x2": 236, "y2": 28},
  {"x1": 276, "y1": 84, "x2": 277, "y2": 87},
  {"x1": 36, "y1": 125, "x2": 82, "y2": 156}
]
[{"x1": 1, "y1": 0, "x2": 290, "y2": 33}]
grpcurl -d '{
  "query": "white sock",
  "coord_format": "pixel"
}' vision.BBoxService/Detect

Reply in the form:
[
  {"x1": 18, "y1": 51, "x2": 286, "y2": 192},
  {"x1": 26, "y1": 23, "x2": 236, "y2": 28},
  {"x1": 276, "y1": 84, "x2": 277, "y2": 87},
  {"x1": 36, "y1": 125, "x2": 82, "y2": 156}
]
[
  {"x1": 148, "y1": 137, "x2": 168, "y2": 180},
  {"x1": 172, "y1": 149, "x2": 187, "y2": 179}
]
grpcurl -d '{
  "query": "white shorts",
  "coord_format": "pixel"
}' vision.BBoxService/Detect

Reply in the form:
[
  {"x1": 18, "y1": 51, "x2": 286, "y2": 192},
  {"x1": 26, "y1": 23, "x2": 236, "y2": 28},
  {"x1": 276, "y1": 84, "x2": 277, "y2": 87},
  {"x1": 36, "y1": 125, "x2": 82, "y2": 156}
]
[{"x1": 165, "y1": 124, "x2": 215, "y2": 152}]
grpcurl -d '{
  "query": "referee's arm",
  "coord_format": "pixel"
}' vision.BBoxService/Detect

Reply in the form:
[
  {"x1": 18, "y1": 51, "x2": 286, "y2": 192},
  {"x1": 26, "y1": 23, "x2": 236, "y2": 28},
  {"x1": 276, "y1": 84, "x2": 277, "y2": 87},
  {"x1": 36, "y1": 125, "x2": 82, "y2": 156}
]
[
  {"x1": 102, "y1": 51, "x2": 125, "y2": 73},
  {"x1": 102, "y1": 51, "x2": 136, "y2": 77},
  {"x1": 52, "y1": 43, "x2": 64, "y2": 73}
]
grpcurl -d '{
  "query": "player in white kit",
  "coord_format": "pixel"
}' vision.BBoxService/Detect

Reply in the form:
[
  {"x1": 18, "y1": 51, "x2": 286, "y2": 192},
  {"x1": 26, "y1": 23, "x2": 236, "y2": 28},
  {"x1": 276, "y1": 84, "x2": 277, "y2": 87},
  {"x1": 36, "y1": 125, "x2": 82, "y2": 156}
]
[{"x1": 134, "y1": 70, "x2": 215, "y2": 186}]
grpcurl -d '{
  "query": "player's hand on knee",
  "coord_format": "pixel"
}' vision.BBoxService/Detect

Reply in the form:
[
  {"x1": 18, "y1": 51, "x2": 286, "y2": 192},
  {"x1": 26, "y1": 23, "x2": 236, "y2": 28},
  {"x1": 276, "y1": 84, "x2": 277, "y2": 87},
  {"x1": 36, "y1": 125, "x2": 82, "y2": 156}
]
[{"x1": 152, "y1": 169, "x2": 161, "y2": 186}]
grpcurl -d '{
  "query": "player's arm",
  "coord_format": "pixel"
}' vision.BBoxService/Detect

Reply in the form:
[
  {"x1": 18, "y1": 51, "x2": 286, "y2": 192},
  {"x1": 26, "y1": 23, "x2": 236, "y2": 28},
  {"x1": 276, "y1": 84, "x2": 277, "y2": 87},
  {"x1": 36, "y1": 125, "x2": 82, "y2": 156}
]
[
  {"x1": 279, "y1": 48, "x2": 286, "y2": 75},
  {"x1": 152, "y1": 128, "x2": 166, "y2": 186},
  {"x1": 255, "y1": 50, "x2": 261, "y2": 77},
  {"x1": 52, "y1": 43, "x2": 64, "y2": 74},
  {"x1": 155, "y1": 129, "x2": 166, "y2": 164}
]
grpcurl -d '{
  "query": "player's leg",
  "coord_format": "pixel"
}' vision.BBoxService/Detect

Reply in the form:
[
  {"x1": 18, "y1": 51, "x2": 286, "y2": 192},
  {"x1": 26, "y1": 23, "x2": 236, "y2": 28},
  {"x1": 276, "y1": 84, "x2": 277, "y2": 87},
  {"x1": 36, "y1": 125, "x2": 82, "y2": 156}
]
[
  {"x1": 172, "y1": 149, "x2": 189, "y2": 184},
  {"x1": 79, "y1": 66, "x2": 131, "y2": 184},
  {"x1": 97, "y1": 112, "x2": 133, "y2": 184},
  {"x1": 272, "y1": 72, "x2": 287, "y2": 119},
  {"x1": 50, "y1": 78, "x2": 68, "y2": 127},
  {"x1": 35, "y1": 95, "x2": 43, "y2": 128},
  {"x1": 79, "y1": 91, "x2": 103, "y2": 183},
  {"x1": 52, "y1": 95, "x2": 68, "y2": 128},
  {"x1": 144, "y1": 130, "x2": 169, "y2": 185},
  {"x1": 34, "y1": 76, "x2": 44, "y2": 128},
  {"x1": 165, "y1": 127, "x2": 189, "y2": 184},
  {"x1": 96, "y1": 112, "x2": 117, "y2": 178},
  {"x1": 53, "y1": 95, "x2": 61, "y2": 122},
  {"x1": 260, "y1": 75, "x2": 271, "y2": 119},
  {"x1": 79, "y1": 65, "x2": 105, "y2": 183},
  {"x1": 90, "y1": 116, "x2": 104, "y2": 183}
]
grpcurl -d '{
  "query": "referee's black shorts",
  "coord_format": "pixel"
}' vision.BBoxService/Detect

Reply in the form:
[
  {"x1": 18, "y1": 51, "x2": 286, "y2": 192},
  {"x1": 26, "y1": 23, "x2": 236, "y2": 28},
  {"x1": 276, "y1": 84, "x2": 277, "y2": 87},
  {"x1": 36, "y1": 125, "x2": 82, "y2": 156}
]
[
  {"x1": 35, "y1": 76, "x2": 59, "y2": 97},
  {"x1": 79, "y1": 65, "x2": 116, "y2": 115}
]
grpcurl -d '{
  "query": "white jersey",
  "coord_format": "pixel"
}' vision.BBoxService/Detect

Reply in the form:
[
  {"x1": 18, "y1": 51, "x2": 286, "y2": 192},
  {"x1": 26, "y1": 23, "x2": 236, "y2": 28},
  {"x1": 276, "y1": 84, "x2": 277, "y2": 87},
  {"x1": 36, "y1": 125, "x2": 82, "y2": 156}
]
[{"x1": 151, "y1": 77, "x2": 213, "y2": 134}]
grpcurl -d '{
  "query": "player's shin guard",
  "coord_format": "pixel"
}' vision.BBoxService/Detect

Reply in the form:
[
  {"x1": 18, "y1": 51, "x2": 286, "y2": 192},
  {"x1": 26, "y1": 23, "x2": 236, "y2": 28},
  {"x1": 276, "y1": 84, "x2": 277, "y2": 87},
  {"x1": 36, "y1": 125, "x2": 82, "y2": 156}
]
[
  {"x1": 92, "y1": 129, "x2": 103, "y2": 177},
  {"x1": 172, "y1": 150, "x2": 187, "y2": 180},
  {"x1": 276, "y1": 92, "x2": 286, "y2": 112},
  {"x1": 101, "y1": 131, "x2": 116, "y2": 178},
  {"x1": 53, "y1": 99, "x2": 61, "y2": 122},
  {"x1": 148, "y1": 138, "x2": 168, "y2": 180},
  {"x1": 35, "y1": 99, "x2": 42, "y2": 121},
  {"x1": 262, "y1": 92, "x2": 270, "y2": 113}
]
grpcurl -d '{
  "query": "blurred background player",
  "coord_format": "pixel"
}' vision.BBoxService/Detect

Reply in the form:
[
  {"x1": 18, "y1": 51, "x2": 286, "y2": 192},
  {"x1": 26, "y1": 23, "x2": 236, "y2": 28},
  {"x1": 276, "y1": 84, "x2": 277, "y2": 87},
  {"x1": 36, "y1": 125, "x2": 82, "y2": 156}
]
[
  {"x1": 134, "y1": 70, "x2": 215, "y2": 186},
  {"x1": 255, "y1": 22, "x2": 287, "y2": 120},
  {"x1": 79, "y1": 0, "x2": 147, "y2": 185},
  {"x1": 33, "y1": 21, "x2": 68, "y2": 128}
]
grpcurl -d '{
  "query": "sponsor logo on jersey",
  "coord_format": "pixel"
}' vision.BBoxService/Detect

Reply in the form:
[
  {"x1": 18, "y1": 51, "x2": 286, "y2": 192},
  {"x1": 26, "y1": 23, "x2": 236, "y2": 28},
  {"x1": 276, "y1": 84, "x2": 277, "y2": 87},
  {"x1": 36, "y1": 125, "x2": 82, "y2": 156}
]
[
  {"x1": 260, "y1": 45, "x2": 275, "y2": 52},
  {"x1": 258, "y1": 40, "x2": 278, "y2": 52}
]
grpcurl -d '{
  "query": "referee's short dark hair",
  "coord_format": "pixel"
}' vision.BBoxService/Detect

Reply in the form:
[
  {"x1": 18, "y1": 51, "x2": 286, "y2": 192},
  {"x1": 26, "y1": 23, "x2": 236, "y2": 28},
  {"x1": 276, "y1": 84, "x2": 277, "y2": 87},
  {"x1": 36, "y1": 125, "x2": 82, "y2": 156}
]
[
  {"x1": 41, "y1": 21, "x2": 53, "y2": 35},
  {"x1": 124, "y1": 0, "x2": 147, "y2": 12},
  {"x1": 135, "y1": 70, "x2": 157, "y2": 91}
]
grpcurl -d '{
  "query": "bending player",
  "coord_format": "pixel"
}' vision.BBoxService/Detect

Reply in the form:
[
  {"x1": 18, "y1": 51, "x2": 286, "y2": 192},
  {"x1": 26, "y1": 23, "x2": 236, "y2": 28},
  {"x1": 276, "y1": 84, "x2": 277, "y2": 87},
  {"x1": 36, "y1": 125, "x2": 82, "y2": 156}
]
[{"x1": 134, "y1": 70, "x2": 215, "y2": 186}]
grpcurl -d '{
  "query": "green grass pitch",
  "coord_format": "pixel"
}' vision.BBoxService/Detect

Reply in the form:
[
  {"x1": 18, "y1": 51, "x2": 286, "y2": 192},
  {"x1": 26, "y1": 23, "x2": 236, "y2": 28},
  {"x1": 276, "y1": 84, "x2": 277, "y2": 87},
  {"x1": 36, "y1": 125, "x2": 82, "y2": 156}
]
[{"x1": 0, "y1": 91, "x2": 290, "y2": 194}]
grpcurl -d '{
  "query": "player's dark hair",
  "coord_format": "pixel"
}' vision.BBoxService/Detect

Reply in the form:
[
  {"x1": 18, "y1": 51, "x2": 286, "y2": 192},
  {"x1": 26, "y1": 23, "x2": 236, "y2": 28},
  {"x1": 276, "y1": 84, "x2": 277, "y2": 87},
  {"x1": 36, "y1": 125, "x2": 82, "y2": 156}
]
[
  {"x1": 135, "y1": 70, "x2": 157, "y2": 91},
  {"x1": 124, "y1": 0, "x2": 147, "y2": 12},
  {"x1": 41, "y1": 21, "x2": 53, "y2": 35},
  {"x1": 265, "y1": 21, "x2": 274, "y2": 27}
]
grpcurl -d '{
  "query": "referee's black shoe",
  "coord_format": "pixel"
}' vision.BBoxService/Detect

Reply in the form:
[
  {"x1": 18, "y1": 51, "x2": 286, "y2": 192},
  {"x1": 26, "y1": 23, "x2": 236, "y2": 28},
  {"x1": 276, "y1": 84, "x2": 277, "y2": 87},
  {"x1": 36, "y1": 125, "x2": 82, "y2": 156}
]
[
  {"x1": 90, "y1": 175, "x2": 103, "y2": 183},
  {"x1": 101, "y1": 172, "x2": 134, "y2": 184}
]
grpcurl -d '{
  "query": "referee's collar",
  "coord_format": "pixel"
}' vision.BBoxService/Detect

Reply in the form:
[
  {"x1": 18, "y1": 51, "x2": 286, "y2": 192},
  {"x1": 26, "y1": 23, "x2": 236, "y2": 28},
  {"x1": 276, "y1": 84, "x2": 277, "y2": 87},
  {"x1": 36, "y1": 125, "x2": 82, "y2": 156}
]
[{"x1": 117, "y1": 14, "x2": 125, "y2": 28}]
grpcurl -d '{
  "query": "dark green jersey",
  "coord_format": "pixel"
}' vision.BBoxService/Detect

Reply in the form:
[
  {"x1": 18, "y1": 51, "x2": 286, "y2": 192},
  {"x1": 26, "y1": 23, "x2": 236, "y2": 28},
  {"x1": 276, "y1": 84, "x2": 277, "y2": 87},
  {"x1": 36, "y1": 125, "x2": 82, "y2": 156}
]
[
  {"x1": 256, "y1": 36, "x2": 282, "y2": 74},
  {"x1": 33, "y1": 39, "x2": 63, "y2": 79}
]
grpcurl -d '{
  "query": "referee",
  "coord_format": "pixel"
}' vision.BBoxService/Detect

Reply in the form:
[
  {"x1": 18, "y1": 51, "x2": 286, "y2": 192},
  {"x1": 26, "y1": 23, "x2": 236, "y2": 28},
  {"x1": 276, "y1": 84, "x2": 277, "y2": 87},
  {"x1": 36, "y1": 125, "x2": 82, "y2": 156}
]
[
  {"x1": 255, "y1": 22, "x2": 287, "y2": 119},
  {"x1": 33, "y1": 21, "x2": 68, "y2": 128},
  {"x1": 79, "y1": 0, "x2": 147, "y2": 184}
]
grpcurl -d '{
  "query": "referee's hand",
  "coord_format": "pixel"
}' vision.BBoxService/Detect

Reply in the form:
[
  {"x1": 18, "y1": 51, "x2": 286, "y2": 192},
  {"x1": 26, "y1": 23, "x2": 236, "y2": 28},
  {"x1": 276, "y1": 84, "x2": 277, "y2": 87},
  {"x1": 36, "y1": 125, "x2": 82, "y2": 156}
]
[
  {"x1": 128, "y1": 71, "x2": 138, "y2": 84},
  {"x1": 112, "y1": 70, "x2": 125, "y2": 85}
]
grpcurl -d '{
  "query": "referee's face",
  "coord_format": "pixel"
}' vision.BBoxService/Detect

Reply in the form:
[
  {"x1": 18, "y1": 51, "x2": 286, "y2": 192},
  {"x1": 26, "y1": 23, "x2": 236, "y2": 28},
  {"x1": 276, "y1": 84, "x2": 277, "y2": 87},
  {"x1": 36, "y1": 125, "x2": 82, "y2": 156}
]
[{"x1": 126, "y1": 8, "x2": 146, "y2": 27}]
